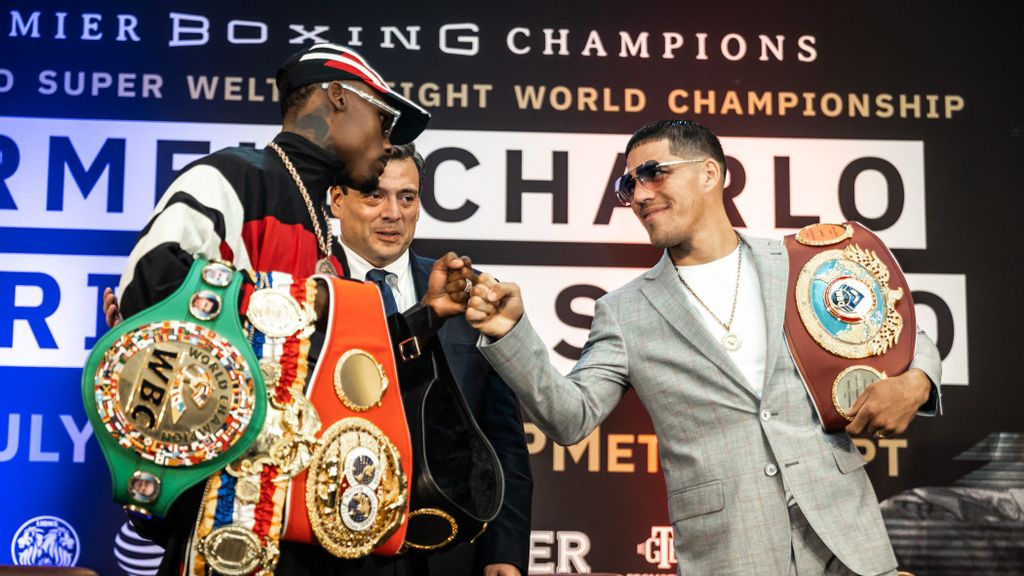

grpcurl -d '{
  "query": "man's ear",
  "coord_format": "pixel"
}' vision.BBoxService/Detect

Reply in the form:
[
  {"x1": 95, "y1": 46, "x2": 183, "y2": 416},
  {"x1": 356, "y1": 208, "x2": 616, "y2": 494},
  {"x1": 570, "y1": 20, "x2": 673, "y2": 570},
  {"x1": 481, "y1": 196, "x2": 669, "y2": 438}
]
[
  {"x1": 325, "y1": 81, "x2": 348, "y2": 113},
  {"x1": 329, "y1": 185, "x2": 347, "y2": 216},
  {"x1": 701, "y1": 158, "x2": 723, "y2": 191}
]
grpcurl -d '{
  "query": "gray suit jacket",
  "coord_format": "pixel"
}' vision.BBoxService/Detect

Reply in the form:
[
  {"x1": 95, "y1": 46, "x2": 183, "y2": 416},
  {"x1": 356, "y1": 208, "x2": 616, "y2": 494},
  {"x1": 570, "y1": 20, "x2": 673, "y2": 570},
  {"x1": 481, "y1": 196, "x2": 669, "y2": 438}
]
[{"x1": 480, "y1": 236, "x2": 942, "y2": 576}]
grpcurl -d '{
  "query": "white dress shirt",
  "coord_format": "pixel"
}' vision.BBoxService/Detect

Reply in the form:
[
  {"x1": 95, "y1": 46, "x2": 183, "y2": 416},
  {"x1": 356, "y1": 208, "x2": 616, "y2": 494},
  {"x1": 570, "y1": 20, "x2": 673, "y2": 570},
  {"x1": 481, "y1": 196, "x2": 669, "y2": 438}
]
[{"x1": 340, "y1": 242, "x2": 418, "y2": 312}]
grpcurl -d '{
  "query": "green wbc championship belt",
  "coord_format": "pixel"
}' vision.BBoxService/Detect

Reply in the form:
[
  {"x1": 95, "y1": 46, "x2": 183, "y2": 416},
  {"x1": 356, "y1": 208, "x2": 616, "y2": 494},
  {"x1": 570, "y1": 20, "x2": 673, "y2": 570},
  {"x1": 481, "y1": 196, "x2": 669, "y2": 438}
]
[{"x1": 82, "y1": 259, "x2": 266, "y2": 518}]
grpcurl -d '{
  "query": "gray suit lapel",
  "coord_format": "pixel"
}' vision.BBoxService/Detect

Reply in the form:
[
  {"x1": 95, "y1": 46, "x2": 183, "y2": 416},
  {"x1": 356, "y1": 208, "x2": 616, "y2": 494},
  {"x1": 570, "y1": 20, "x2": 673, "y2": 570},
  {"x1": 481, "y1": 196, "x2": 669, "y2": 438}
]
[
  {"x1": 742, "y1": 235, "x2": 788, "y2": 395},
  {"x1": 641, "y1": 251, "x2": 756, "y2": 398}
]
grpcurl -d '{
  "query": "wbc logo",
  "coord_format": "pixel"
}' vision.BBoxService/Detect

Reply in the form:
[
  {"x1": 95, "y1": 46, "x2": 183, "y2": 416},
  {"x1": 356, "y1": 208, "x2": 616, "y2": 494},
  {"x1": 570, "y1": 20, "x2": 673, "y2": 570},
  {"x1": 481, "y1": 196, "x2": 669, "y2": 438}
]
[{"x1": 636, "y1": 526, "x2": 676, "y2": 570}]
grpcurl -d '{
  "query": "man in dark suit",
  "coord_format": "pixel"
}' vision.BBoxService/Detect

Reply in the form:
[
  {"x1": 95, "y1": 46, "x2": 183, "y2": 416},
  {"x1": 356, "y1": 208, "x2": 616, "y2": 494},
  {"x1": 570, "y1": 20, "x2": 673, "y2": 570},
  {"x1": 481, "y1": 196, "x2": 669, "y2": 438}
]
[{"x1": 330, "y1": 143, "x2": 532, "y2": 576}]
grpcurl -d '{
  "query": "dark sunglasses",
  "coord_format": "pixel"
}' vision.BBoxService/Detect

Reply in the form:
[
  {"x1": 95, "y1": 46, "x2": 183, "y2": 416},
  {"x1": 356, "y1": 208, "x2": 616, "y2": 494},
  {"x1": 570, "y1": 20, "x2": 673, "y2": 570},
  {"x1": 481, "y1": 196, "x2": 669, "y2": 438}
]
[
  {"x1": 614, "y1": 158, "x2": 706, "y2": 206},
  {"x1": 324, "y1": 82, "x2": 402, "y2": 139}
]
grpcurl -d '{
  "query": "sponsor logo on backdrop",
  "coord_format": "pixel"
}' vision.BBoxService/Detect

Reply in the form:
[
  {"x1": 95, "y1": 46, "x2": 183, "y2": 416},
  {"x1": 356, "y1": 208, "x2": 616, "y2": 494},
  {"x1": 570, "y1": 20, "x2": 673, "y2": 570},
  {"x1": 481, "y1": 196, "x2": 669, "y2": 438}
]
[
  {"x1": 10, "y1": 515, "x2": 80, "y2": 567},
  {"x1": 529, "y1": 530, "x2": 592, "y2": 573},
  {"x1": 114, "y1": 521, "x2": 164, "y2": 576},
  {"x1": 637, "y1": 526, "x2": 676, "y2": 570}
]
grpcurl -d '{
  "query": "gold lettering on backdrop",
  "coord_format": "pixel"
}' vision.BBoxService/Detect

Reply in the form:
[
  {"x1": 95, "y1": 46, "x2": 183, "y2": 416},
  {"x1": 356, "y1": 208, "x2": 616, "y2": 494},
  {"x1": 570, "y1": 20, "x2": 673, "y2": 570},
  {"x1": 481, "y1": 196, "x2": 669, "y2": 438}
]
[
  {"x1": 513, "y1": 85, "x2": 647, "y2": 112},
  {"x1": 553, "y1": 430, "x2": 600, "y2": 472},
  {"x1": 607, "y1": 434, "x2": 634, "y2": 473},
  {"x1": 636, "y1": 434, "x2": 658, "y2": 473},
  {"x1": 854, "y1": 438, "x2": 908, "y2": 477},
  {"x1": 391, "y1": 81, "x2": 493, "y2": 109},
  {"x1": 185, "y1": 75, "x2": 278, "y2": 102},
  {"x1": 529, "y1": 423, "x2": 910, "y2": 476},
  {"x1": 524, "y1": 422, "x2": 546, "y2": 453},
  {"x1": 666, "y1": 89, "x2": 965, "y2": 119},
  {"x1": 175, "y1": 73, "x2": 967, "y2": 119},
  {"x1": 524, "y1": 424, "x2": 660, "y2": 473}
]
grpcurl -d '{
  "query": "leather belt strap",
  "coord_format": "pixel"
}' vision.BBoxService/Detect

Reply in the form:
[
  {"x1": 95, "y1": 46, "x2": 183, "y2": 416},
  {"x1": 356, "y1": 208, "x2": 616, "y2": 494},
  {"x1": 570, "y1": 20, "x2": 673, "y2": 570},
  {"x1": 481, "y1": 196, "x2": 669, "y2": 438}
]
[
  {"x1": 397, "y1": 335, "x2": 505, "y2": 552},
  {"x1": 783, "y1": 221, "x2": 916, "y2": 432},
  {"x1": 281, "y1": 276, "x2": 412, "y2": 557}
]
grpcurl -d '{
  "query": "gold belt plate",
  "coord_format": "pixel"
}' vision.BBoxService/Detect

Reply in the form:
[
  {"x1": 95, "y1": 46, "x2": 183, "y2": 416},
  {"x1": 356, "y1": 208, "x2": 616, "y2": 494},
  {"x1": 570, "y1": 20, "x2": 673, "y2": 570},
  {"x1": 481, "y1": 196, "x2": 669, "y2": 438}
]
[{"x1": 305, "y1": 418, "x2": 408, "y2": 558}]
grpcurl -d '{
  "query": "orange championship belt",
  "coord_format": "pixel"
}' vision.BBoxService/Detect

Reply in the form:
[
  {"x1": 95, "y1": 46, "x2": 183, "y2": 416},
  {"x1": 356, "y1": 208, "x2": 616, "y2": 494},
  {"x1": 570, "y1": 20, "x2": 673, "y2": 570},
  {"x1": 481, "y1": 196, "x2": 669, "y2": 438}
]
[
  {"x1": 282, "y1": 275, "x2": 411, "y2": 556},
  {"x1": 187, "y1": 273, "x2": 411, "y2": 575},
  {"x1": 783, "y1": 222, "x2": 917, "y2": 433}
]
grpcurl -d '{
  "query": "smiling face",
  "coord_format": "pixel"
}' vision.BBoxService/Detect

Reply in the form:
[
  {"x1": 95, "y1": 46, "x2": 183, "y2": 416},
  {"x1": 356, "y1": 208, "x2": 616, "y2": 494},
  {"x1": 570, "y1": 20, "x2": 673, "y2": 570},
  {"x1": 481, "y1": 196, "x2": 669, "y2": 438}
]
[
  {"x1": 326, "y1": 81, "x2": 394, "y2": 193},
  {"x1": 331, "y1": 156, "x2": 421, "y2": 268},
  {"x1": 626, "y1": 138, "x2": 722, "y2": 253}
]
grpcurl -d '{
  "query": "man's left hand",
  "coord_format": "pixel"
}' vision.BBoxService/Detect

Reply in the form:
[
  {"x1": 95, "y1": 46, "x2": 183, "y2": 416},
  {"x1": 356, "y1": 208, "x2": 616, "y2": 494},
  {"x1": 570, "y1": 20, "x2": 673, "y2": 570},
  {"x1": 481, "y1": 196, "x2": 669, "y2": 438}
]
[
  {"x1": 845, "y1": 368, "x2": 932, "y2": 437},
  {"x1": 103, "y1": 287, "x2": 122, "y2": 328},
  {"x1": 483, "y1": 563, "x2": 521, "y2": 576},
  {"x1": 422, "y1": 252, "x2": 473, "y2": 318}
]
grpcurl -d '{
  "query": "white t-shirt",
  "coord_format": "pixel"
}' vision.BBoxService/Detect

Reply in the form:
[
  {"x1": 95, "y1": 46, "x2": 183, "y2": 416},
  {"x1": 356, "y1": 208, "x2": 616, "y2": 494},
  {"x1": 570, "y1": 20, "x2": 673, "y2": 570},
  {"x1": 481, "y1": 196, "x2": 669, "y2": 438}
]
[{"x1": 676, "y1": 242, "x2": 769, "y2": 397}]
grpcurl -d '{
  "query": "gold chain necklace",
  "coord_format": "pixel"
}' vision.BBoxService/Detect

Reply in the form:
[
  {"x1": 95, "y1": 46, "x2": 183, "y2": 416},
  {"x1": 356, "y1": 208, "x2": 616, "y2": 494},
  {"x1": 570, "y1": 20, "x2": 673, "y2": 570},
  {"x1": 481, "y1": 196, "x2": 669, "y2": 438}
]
[
  {"x1": 678, "y1": 237, "x2": 743, "y2": 351},
  {"x1": 267, "y1": 142, "x2": 337, "y2": 276}
]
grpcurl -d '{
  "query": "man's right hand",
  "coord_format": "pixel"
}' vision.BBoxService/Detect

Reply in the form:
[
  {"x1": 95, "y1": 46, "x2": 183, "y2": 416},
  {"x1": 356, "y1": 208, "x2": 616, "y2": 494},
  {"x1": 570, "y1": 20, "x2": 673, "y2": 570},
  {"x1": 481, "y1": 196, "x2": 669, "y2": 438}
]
[
  {"x1": 466, "y1": 273, "x2": 524, "y2": 339},
  {"x1": 423, "y1": 251, "x2": 472, "y2": 319}
]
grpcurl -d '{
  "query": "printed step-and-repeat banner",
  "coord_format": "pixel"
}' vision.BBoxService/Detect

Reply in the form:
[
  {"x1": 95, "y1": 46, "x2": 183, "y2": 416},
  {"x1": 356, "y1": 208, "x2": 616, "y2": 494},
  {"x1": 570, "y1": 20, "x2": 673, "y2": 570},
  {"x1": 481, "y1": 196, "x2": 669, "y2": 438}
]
[{"x1": 1, "y1": 2, "x2": 1020, "y2": 574}]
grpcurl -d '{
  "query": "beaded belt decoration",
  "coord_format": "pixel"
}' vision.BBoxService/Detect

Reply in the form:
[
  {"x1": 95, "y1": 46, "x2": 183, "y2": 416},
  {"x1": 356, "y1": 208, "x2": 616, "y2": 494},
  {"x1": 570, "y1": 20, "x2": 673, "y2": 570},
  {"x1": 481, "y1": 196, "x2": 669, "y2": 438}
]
[{"x1": 186, "y1": 274, "x2": 411, "y2": 575}]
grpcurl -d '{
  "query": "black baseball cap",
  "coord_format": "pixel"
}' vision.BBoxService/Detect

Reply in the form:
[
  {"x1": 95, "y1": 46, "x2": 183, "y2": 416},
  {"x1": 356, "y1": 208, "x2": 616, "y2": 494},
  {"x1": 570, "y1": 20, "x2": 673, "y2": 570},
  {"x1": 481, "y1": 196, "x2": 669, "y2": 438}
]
[{"x1": 277, "y1": 43, "x2": 430, "y2": 145}]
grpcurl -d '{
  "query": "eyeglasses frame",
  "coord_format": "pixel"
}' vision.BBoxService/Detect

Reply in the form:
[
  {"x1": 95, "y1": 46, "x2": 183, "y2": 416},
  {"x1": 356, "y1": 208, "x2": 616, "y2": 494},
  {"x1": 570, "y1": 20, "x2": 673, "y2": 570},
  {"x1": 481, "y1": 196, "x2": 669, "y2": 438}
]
[
  {"x1": 322, "y1": 81, "x2": 402, "y2": 140},
  {"x1": 615, "y1": 158, "x2": 708, "y2": 206}
]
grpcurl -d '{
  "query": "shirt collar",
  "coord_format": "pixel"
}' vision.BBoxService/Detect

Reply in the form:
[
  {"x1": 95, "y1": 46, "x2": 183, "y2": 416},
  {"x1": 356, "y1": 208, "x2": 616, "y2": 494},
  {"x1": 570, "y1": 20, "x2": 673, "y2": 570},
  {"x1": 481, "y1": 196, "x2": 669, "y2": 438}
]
[{"x1": 340, "y1": 241, "x2": 411, "y2": 283}]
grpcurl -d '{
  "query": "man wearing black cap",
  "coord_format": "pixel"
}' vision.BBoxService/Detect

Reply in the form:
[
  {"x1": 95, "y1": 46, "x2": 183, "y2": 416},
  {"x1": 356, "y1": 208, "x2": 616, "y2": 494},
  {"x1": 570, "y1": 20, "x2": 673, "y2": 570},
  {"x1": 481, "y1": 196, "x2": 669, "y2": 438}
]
[
  {"x1": 108, "y1": 43, "x2": 464, "y2": 576},
  {"x1": 117, "y1": 43, "x2": 431, "y2": 314}
]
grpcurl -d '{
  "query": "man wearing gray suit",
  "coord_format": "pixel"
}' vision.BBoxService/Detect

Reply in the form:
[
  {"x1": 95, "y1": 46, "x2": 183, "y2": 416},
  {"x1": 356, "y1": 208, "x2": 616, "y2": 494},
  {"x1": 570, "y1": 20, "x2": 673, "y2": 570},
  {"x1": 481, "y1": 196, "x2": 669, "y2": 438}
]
[{"x1": 463, "y1": 120, "x2": 941, "y2": 575}]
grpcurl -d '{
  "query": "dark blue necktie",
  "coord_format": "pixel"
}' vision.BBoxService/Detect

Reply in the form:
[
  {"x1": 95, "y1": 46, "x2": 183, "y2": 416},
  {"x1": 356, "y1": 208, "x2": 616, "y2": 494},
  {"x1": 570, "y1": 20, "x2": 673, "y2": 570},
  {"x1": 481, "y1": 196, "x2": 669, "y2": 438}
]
[{"x1": 366, "y1": 268, "x2": 398, "y2": 317}]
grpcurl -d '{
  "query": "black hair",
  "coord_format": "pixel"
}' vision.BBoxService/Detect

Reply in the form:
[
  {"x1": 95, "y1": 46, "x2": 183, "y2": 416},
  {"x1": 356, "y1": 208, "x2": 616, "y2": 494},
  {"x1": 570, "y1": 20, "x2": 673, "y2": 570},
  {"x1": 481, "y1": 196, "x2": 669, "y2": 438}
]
[
  {"x1": 625, "y1": 120, "x2": 727, "y2": 179},
  {"x1": 281, "y1": 83, "x2": 318, "y2": 120},
  {"x1": 389, "y1": 143, "x2": 426, "y2": 193}
]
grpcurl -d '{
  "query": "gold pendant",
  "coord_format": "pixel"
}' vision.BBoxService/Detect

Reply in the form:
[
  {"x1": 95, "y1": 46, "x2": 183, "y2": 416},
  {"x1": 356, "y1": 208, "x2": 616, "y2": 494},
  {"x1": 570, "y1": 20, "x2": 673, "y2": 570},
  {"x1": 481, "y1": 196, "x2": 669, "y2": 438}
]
[
  {"x1": 722, "y1": 332, "x2": 742, "y2": 351},
  {"x1": 316, "y1": 258, "x2": 337, "y2": 276}
]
